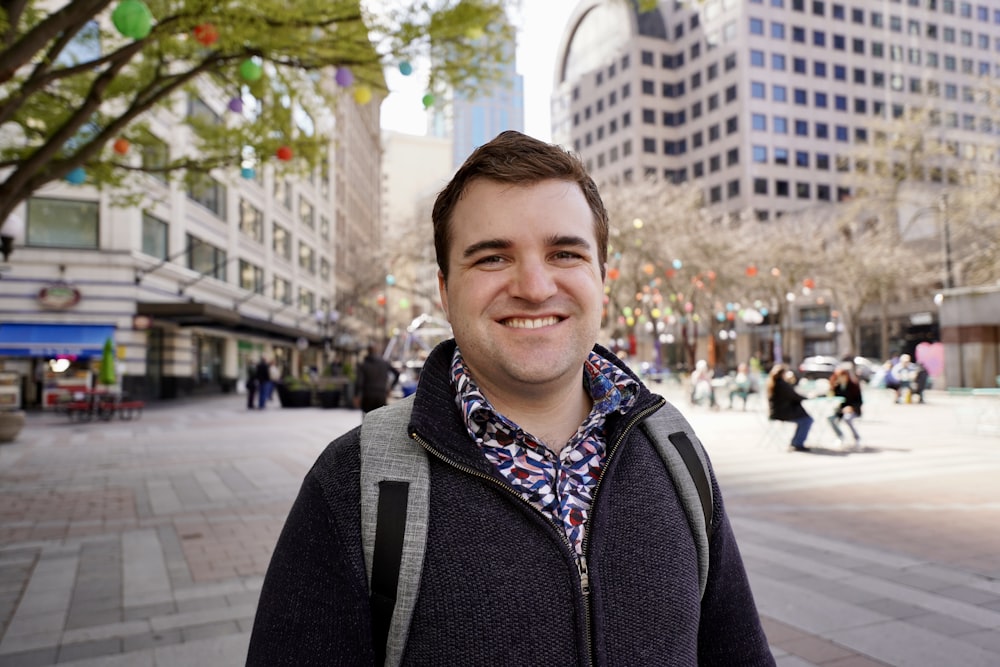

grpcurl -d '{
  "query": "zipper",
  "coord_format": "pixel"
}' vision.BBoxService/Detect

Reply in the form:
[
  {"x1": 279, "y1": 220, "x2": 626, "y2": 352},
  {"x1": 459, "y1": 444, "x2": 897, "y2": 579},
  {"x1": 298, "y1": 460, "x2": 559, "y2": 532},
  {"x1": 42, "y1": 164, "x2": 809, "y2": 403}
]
[
  {"x1": 410, "y1": 396, "x2": 665, "y2": 667},
  {"x1": 577, "y1": 397, "x2": 666, "y2": 666}
]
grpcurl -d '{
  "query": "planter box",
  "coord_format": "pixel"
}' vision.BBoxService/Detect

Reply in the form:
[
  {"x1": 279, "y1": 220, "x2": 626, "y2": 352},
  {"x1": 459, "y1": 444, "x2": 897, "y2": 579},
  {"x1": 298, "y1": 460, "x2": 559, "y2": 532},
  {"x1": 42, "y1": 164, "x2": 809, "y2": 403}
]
[
  {"x1": 277, "y1": 387, "x2": 313, "y2": 408},
  {"x1": 317, "y1": 390, "x2": 341, "y2": 409}
]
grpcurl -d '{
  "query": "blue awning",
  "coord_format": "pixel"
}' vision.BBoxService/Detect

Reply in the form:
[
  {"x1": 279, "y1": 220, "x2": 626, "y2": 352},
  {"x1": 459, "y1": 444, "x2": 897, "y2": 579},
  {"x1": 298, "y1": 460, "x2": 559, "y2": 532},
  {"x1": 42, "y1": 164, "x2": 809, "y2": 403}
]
[{"x1": 0, "y1": 323, "x2": 116, "y2": 358}]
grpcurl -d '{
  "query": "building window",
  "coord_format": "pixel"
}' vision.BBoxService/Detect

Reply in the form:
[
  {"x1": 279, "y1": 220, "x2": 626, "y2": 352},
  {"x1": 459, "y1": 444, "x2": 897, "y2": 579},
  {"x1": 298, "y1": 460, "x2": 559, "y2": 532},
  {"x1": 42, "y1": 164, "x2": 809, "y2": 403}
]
[
  {"x1": 320, "y1": 257, "x2": 331, "y2": 280},
  {"x1": 752, "y1": 113, "x2": 767, "y2": 130},
  {"x1": 239, "y1": 260, "x2": 265, "y2": 293},
  {"x1": 727, "y1": 180, "x2": 740, "y2": 197},
  {"x1": 26, "y1": 197, "x2": 99, "y2": 249},
  {"x1": 816, "y1": 153, "x2": 830, "y2": 169},
  {"x1": 187, "y1": 234, "x2": 226, "y2": 280},
  {"x1": 795, "y1": 151, "x2": 809, "y2": 167},
  {"x1": 299, "y1": 241, "x2": 315, "y2": 274},
  {"x1": 754, "y1": 178, "x2": 768, "y2": 194},
  {"x1": 273, "y1": 223, "x2": 291, "y2": 260},
  {"x1": 774, "y1": 116, "x2": 788, "y2": 134},
  {"x1": 643, "y1": 137, "x2": 656, "y2": 153},
  {"x1": 274, "y1": 178, "x2": 292, "y2": 210},
  {"x1": 141, "y1": 137, "x2": 168, "y2": 183},
  {"x1": 187, "y1": 174, "x2": 227, "y2": 218},
  {"x1": 752, "y1": 145, "x2": 767, "y2": 162},
  {"x1": 775, "y1": 148, "x2": 789, "y2": 165},
  {"x1": 298, "y1": 287, "x2": 315, "y2": 315},
  {"x1": 320, "y1": 215, "x2": 330, "y2": 240},
  {"x1": 273, "y1": 276, "x2": 292, "y2": 305},
  {"x1": 239, "y1": 199, "x2": 263, "y2": 243},
  {"x1": 141, "y1": 212, "x2": 168, "y2": 259}
]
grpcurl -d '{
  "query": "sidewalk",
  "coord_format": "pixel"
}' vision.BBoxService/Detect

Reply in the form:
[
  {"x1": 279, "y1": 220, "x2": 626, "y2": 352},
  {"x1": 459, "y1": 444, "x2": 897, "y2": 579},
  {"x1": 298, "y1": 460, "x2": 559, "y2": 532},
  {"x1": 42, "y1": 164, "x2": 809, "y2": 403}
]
[{"x1": 0, "y1": 387, "x2": 997, "y2": 666}]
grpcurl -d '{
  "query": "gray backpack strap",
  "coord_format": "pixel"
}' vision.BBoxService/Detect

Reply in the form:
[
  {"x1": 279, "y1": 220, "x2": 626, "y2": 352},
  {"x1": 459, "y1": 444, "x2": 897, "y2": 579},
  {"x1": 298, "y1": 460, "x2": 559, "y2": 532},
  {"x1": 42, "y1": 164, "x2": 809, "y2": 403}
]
[
  {"x1": 641, "y1": 402, "x2": 714, "y2": 599},
  {"x1": 360, "y1": 395, "x2": 428, "y2": 667}
]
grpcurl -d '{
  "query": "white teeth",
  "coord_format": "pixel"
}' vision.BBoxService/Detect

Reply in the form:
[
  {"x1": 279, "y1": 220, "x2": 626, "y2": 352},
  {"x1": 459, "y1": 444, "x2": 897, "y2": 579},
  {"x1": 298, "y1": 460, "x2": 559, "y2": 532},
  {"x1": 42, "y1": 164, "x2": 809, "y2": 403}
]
[{"x1": 503, "y1": 316, "x2": 560, "y2": 329}]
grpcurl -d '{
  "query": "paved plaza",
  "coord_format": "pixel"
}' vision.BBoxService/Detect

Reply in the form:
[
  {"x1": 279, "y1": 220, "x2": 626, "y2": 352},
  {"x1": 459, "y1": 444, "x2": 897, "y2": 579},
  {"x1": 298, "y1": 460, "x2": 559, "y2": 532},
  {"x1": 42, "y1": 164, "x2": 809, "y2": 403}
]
[{"x1": 0, "y1": 383, "x2": 998, "y2": 666}]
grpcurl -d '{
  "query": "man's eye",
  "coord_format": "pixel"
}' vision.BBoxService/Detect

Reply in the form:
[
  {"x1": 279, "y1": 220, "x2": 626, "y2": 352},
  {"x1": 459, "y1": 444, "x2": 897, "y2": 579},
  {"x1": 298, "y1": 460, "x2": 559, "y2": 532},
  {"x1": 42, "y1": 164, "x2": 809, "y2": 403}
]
[
  {"x1": 474, "y1": 255, "x2": 505, "y2": 266},
  {"x1": 553, "y1": 251, "x2": 584, "y2": 261}
]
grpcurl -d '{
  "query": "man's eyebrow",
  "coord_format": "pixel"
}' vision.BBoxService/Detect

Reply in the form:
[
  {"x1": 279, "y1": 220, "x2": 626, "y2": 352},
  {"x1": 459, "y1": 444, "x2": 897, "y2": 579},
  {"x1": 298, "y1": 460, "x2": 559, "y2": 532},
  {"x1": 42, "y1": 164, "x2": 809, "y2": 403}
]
[
  {"x1": 462, "y1": 238, "x2": 512, "y2": 259},
  {"x1": 547, "y1": 234, "x2": 592, "y2": 250}
]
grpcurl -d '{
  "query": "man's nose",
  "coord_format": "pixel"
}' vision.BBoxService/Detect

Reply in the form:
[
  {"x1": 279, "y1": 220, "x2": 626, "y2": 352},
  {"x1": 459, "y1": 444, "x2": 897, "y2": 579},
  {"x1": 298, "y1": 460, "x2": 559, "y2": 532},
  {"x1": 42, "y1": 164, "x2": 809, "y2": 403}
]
[{"x1": 510, "y1": 259, "x2": 557, "y2": 302}]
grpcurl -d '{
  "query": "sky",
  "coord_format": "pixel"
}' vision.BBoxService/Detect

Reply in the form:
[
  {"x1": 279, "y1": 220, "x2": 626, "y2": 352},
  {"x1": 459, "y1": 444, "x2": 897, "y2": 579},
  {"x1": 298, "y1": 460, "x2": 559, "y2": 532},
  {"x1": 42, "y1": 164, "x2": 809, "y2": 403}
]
[{"x1": 379, "y1": 2, "x2": 578, "y2": 142}]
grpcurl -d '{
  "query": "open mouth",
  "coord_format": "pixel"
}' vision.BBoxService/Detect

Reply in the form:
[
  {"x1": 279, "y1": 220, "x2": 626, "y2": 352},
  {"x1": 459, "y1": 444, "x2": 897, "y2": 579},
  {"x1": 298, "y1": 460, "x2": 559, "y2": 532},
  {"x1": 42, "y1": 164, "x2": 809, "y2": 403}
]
[{"x1": 501, "y1": 316, "x2": 562, "y2": 329}]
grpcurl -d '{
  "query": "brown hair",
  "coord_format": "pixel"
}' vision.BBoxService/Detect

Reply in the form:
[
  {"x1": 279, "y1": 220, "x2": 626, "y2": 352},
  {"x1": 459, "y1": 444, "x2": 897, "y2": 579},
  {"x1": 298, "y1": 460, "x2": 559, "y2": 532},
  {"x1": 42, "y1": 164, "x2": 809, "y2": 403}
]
[{"x1": 431, "y1": 130, "x2": 609, "y2": 281}]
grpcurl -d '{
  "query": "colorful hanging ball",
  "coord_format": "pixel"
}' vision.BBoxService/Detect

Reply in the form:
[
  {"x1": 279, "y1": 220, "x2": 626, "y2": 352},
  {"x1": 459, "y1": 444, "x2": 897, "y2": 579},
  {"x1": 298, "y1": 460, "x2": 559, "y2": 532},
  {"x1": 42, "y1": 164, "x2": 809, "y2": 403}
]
[
  {"x1": 240, "y1": 167, "x2": 256, "y2": 179},
  {"x1": 275, "y1": 145, "x2": 293, "y2": 161},
  {"x1": 353, "y1": 85, "x2": 372, "y2": 105},
  {"x1": 398, "y1": 61, "x2": 413, "y2": 76},
  {"x1": 112, "y1": 0, "x2": 153, "y2": 40},
  {"x1": 607, "y1": 267, "x2": 620, "y2": 281},
  {"x1": 803, "y1": 278, "x2": 816, "y2": 289},
  {"x1": 465, "y1": 26, "x2": 485, "y2": 40},
  {"x1": 227, "y1": 97, "x2": 243, "y2": 113},
  {"x1": 192, "y1": 23, "x2": 218, "y2": 46},
  {"x1": 421, "y1": 93, "x2": 435, "y2": 109},
  {"x1": 672, "y1": 258, "x2": 683, "y2": 270},
  {"x1": 376, "y1": 293, "x2": 387, "y2": 306},
  {"x1": 65, "y1": 167, "x2": 87, "y2": 184},
  {"x1": 335, "y1": 67, "x2": 354, "y2": 87},
  {"x1": 385, "y1": 274, "x2": 396, "y2": 286},
  {"x1": 745, "y1": 265, "x2": 758, "y2": 277},
  {"x1": 239, "y1": 59, "x2": 262, "y2": 82},
  {"x1": 112, "y1": 138, "x2": 130, "y2": 155}
]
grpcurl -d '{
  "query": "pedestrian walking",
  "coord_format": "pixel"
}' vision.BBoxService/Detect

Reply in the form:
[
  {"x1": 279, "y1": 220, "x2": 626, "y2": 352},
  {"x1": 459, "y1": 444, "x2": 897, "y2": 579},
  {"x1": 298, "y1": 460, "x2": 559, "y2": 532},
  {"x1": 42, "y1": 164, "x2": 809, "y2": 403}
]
[
  {"x1": 247, "y1": 130, "x2": 774, "y2": 665},
  {"x1": 255, "y1": 358, "x2": 271, "y2": 410},
  {"x1": 353, "y1": 344, "x2": 399, "y2": 414},
  {"x1": 245, "y1": 363, "x2": 258, "y2": 410}
]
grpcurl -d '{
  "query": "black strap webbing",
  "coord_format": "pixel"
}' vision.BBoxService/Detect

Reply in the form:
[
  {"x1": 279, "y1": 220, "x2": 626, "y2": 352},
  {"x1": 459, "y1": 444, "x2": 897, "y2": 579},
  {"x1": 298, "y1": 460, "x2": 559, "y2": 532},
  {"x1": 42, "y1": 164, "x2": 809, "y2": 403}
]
[
  {"x1": 370, "y1": 481, "x2": 409, "y2": 666},
  {"x1": 667, "y1": 432, "x2": 714, "y2": 539}
]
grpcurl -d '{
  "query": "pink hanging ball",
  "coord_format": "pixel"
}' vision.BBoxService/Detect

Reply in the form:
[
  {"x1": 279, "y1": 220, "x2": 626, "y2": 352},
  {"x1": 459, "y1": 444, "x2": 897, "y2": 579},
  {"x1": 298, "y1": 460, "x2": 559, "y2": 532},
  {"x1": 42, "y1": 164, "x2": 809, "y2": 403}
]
[{"x1": 228, "y1": 97, "x2": 243, "y2": 113}]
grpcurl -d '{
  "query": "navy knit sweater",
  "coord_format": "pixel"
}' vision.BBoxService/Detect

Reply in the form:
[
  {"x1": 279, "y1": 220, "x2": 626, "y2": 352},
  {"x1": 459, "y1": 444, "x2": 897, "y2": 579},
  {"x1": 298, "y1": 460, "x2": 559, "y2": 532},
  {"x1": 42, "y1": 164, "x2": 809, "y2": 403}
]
[{"x1": 247, "y1": 341, "x2": 774, "y2": 666}]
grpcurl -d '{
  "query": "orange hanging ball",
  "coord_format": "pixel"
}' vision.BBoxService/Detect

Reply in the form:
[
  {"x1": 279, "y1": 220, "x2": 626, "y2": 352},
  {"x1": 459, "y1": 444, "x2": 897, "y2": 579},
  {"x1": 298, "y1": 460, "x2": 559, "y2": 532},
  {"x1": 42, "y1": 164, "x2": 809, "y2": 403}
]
[
  {"x1": 112, "y1": 138, "x2": 130, "y2": 155},
  {"x1": 276, "y1": 145, "x2": 293, "y2": 161}
]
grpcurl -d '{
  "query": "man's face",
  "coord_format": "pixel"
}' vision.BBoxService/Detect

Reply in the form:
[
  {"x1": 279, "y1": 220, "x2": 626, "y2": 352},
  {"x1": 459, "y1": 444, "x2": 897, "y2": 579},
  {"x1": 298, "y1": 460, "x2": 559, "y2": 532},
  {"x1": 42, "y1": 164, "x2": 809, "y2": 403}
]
[{"x1": 439, "y1": 178, "x2": 605, "y2": 400}]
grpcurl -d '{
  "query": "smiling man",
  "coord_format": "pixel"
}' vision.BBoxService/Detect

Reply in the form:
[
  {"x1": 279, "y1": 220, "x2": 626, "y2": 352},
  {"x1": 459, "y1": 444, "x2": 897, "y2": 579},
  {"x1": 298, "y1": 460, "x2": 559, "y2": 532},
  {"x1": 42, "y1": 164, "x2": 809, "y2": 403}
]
[{"x1": 247, "y1": 131, "x2": 774, "y2": 666}]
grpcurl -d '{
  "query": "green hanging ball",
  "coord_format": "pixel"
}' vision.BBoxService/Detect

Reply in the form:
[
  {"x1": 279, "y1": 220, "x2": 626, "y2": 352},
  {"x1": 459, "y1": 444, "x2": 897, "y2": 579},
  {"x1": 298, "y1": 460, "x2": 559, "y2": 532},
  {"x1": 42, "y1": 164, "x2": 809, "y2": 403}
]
[
  {"x1": 112, "y1": 0, "x2": 153, "y2": 40},
  {"x1": 240, "y1": 59, "x2": 263, "y2": 82},
  {"x1": 421, "y1": 93, "x2": 435, "y2": 109}
]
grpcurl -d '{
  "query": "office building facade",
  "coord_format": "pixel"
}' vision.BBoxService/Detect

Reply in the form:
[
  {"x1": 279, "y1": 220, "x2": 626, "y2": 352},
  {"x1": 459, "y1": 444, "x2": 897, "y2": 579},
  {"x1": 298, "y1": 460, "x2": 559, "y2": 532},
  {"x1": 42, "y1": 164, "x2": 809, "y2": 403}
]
[{"x1": 551, "y1": 0, "x2": 999, "y2": 361}]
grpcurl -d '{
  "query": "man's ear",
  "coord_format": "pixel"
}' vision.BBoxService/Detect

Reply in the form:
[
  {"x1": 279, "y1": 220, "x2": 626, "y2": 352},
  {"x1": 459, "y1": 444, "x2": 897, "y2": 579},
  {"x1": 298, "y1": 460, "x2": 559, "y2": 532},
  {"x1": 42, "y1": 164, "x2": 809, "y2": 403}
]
[{"x1": 437, "y1": 270, "x2": 450, "y2": 320}]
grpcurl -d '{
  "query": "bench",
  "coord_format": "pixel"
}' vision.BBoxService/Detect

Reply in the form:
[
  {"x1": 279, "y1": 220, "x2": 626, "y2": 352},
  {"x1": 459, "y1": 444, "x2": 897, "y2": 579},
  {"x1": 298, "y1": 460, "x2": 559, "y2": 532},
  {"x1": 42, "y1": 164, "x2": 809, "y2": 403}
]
[{"x1": 114, "y1": 400, "x2": 145, "y2": 420}]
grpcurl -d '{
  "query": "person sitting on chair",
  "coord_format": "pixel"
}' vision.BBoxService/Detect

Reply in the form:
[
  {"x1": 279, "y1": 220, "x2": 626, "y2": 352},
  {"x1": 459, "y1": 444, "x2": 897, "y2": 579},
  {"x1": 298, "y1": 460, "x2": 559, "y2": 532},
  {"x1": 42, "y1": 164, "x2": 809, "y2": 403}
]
[
  {"x1": 766, "y1": 363, "x2": 813, "y2": 451},
  {"x1": 828, "y1": 367, "x2": 862, "y2": 449},
  {"x1": 728, "y1": 362, "x2": 755, "y2": 410}
]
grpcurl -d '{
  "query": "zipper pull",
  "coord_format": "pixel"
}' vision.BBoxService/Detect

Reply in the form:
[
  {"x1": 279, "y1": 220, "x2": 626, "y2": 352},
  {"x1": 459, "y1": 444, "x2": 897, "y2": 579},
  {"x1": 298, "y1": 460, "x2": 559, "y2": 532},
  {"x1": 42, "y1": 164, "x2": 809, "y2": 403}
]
[{"x1": 577, "y1": 556, "x2": 590, "y2": 596}]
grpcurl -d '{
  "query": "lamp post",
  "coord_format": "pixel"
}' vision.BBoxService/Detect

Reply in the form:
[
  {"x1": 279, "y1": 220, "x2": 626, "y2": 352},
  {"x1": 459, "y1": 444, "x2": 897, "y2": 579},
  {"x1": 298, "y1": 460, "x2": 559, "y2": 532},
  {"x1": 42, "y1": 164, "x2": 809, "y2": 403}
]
[{"x1": 1, "y1": 213, "x2": 26, "y2": 265}]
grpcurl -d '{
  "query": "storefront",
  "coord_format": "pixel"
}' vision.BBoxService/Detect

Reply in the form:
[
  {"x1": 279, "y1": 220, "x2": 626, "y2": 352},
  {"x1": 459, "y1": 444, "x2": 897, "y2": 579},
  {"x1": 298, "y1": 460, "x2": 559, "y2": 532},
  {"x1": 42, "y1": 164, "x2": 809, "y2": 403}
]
[{"x1": 0, "y1": 322, "x2": 117, "y2": 408}]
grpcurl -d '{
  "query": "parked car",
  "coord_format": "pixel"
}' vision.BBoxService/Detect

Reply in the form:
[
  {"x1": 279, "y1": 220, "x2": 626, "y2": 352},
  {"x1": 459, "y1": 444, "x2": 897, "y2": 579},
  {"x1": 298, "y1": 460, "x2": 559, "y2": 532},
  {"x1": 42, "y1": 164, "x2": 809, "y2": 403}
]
[{"x1": 798, "y1": 355, "x2": 839, "y2": 379}]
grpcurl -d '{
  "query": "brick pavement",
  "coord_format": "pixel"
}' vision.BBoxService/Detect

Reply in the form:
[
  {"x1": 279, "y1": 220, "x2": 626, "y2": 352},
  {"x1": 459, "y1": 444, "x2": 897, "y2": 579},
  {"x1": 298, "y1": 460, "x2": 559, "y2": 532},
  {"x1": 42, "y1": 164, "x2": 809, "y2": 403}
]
[{"x1": 0, "y1": 387, "x2": 997, "y2": 666}]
